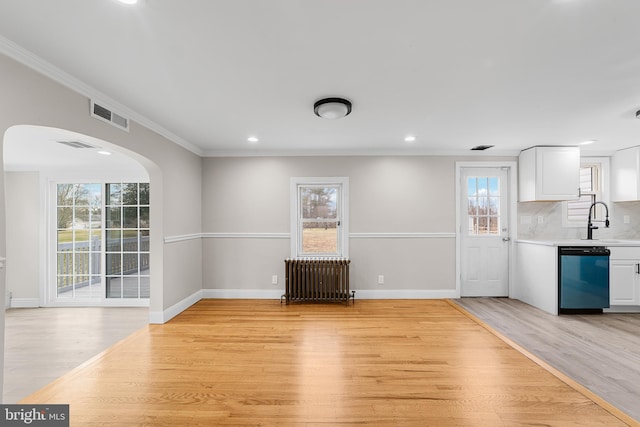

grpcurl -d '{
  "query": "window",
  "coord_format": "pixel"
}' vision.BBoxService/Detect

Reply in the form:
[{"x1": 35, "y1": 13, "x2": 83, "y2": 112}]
[
  {"x1": 563, "y1": 158, "x2": 609, "y2": 227},
  {"x1": 291, "y1": 177, "x2": 348, "y2": 258},
  {"x1": 467, "y1": 176, "x2": 501, "y2": 235},
  {"x1": 54, "y1": 182, "x2": 149, "y2": 302}
]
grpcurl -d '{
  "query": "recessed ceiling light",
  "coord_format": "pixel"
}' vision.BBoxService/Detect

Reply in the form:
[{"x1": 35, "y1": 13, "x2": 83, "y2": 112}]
[
  {"x1": 117, "y1": 0, "x2": 138, "y2": 4},
  {"x1": 404, "y1": 135, "x2": 416, "y2": 143},
  {"x1": 579, "y1": 140, "x2": 596, "y2": 145},
  {"x1": 97, "y1": 150, "x2": 112, "y2": 155},
  {"x1": 247, "y1": 136, "x2": 259, "y2": 143}
]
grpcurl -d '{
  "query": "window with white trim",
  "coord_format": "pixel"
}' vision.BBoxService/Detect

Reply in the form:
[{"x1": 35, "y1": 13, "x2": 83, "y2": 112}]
[
  {"x1": 563, "y1": 158, "x2": 609, "y2": 227},
  {"x1": 291, "y1": 177, "x2": 348, "y2": 258}
]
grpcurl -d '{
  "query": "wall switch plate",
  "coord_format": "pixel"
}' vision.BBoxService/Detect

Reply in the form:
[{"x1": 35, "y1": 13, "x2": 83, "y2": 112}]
[
  {"x1": 272, "y1": 275, "x2": 278, "y2": 285},
  {"x1": 624, "y1": 215, "x2": 631, "y2": 224},
  {"x1": 377, "y1": 275, "x2": 384, "y2": 285},
  {"x1": 537, "y1": 216, "x2": 544, "y2": 224}
]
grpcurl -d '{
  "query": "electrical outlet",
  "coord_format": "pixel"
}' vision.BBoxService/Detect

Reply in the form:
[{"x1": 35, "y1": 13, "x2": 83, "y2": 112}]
[
  {"x1": 378, "y1": 275, "x2": 384, "y2": 285},
  {"x1": 537, "y1": 216, "x2": 544, "y2": 224},
  {"x1": 624, "y1": 215, "x2": 631, "y2": 224},
  {"x1": 271, "y1": 275, "x2": 278, "y2": 285}
]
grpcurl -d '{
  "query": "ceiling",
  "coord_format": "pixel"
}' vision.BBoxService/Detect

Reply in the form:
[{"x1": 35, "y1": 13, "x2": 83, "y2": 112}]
[
  {"x1": 1, "y1": 0, "x2": 640, "y2": 159},
  {"x1": 3, "y1": 125, "x2": 148, "y2": 178}
]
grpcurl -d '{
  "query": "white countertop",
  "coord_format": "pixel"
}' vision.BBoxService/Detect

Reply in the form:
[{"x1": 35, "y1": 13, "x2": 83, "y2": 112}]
[{"x1": 516, "y1": 239, "x2": 640, "y2": 247}]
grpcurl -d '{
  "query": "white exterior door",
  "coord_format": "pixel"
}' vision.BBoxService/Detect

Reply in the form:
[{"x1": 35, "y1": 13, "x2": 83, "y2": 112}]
[{"x1": 460, "y1": 167, "x2": 510, "y2": 296}]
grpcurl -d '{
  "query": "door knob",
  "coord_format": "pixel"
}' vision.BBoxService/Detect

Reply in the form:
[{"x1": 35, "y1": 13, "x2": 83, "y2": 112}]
[{"x1": 502, "y1": 237, "x2": 511, "y2": 242}]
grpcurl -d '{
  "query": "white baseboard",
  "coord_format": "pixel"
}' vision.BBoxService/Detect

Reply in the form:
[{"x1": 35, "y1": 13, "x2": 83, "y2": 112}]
[
  {"x1": 202, "y1": 289, "x2": 283, "y2": 299},
  {"x1": 149, "y1": 289, "x2": 203, "y2": 324},
  {"x1": 9, "y1": 298, "x2": 40, "y2": 308},
  {"x1": 352, "y1": 289, "x2": 458, "y2": 299}
]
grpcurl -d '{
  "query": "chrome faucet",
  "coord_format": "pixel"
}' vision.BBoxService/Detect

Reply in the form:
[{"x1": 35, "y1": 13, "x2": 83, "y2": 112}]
[{"x1": 587, "y1": 201, "x2": 610, "y2": 240}]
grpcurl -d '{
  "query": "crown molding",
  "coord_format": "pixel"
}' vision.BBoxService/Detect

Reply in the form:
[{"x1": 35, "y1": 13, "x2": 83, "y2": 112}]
[
  {"x1": 0, "y1": 35, "x2": 203, "y2": 156},
  {"x1": 201, "y1": 147, "x2": 523, "y2": 158}
]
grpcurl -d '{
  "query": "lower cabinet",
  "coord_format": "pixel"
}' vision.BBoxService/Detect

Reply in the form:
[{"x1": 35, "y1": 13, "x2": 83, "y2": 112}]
[{"x1": 609, "y1": 247, "x2": 640, "y2": 306}]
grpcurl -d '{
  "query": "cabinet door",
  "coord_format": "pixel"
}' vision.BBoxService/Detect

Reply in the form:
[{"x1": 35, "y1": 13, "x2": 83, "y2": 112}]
[
  {"x1": 537, "y1": 147, "x2": 580, "y2": 200},
  {"x1": 609, "y1": 260, "x2": 640, "y2": 305},
  {"x1": 611, "y1": 147, "x2": 640, "y2": 201},
  {"x1": 518, "y1": 146, "x2": 580, "y2": 201}
]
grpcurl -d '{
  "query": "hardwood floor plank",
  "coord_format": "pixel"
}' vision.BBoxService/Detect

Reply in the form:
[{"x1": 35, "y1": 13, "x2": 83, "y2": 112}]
[{"x1": 21, "y1": 300, "x2": 628, "y2": 426}]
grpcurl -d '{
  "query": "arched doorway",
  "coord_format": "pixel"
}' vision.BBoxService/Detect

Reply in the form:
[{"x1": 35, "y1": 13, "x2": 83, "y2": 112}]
[
  {"x1": 2, "y1": 124, "x2": 162, "y2": 401},
  {"x1": 3, "y1": 125, "x2": 155, "y2": 307}
]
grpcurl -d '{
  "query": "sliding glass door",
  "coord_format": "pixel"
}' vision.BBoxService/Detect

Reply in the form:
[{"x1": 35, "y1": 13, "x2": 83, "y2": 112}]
[{"x1": 54, "y1": 182, "x2": 149, "y2": 304}]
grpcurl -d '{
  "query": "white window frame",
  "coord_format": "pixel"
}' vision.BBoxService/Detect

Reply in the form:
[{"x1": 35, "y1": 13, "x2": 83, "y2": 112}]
[
  {"x1": 562, "y1": 157, "x2": 610, "y2": 228},
  {"x1": 290, "y1": 177, "x2": 349, "y2": 258}
]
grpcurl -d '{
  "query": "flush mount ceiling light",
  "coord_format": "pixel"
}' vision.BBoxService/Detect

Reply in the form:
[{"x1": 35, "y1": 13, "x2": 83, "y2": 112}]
[{"x1": 314, "y1": 97, "x2": 352, "y2": 119}]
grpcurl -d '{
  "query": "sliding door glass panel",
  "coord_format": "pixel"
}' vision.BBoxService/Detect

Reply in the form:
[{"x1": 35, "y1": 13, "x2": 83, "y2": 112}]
[
  {"x1": 55, "y1": 183, "x2": 102, "y2": 299},
  {"x1": 105, "y1": 182, "x2": 150, "y2": 299}
]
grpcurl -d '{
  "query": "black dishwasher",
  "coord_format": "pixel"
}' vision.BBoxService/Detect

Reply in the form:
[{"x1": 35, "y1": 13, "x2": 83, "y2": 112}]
[{"x1": 558, "y1": 246, "x2": 610, "y2": 314}]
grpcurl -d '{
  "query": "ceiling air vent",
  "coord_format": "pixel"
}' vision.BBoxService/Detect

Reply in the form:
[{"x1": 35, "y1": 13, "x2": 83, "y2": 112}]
[
  {"x1": 90, "y1": 100, "x2": 130, "y2": 132},
  {"x1": 471, "y1": 145, "x2": 494, "y2": 151},
  {"x1": 57, "y1": 140, "x2": 98, "y2": 149}
]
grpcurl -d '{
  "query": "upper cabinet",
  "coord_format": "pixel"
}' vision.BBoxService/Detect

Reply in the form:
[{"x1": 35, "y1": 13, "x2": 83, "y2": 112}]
[
  {"x1": 612, "y1": 146, "x2": 640, "y2": 202},
  {"x1": 518, "y1": 146, "x2": 580, "y2": 202}
]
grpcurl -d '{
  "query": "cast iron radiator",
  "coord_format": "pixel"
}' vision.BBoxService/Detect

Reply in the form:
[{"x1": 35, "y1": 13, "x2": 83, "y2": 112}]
[{"x1": 282, "y1": 258, "x2": 354, "y2": 304}]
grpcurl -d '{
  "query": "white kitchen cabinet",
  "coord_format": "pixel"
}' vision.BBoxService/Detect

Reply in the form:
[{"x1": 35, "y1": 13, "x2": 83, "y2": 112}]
[
  {"x1": 609, "y1": 247, "x2": 640, "y2": 305},
  {"x1": 518, "y1": 146, "x2": 580, "y2": 202},
  {"x1": 611, "y1": 145, "x2": 640, "y2": 201}
]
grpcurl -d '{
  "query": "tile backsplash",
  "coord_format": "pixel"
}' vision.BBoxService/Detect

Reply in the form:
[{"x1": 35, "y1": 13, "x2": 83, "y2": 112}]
[{"x1": 518, "y1": 201, "x2": 640, "y2": 240}]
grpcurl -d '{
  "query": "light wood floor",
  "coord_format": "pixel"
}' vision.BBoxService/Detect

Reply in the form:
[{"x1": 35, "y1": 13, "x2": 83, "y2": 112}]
[
  {"x1": 3, "y1": 307, "x2": 148, "y2": 403},
  {"x1": 21, "y1": 300, "x2": 631, "y2": 426},
  {"x1": 452, "y1": 297, "x2": 640, "y2": 424}
]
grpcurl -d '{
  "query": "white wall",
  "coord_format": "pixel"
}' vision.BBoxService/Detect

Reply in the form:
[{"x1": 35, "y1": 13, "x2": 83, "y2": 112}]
[
  {"x1": 4, "y1": 172, "x2": 40, "y2": 306},
  {"x1": 201, "y1": 155, "x2": 513, "y2": 297}
]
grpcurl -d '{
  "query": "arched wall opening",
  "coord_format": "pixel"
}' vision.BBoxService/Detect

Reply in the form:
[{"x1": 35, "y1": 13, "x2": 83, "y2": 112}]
[{"x1": 2, "y1": 124, "x2": 163, "y2": 315}]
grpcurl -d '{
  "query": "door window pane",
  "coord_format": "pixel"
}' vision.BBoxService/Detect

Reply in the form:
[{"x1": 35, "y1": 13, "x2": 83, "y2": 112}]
[
  {"x1": 106, "y1": 184, "x2": 121, "y2": 205},
  {"x1": 123, "y1": 207, "x2": 138, "y2": 228},
  {"x1": 467, "y1": 176, "x2": 501, "y2": 236},
  {"x1": 122, "y1": 183, "x2": 138, "y2": 205}
]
